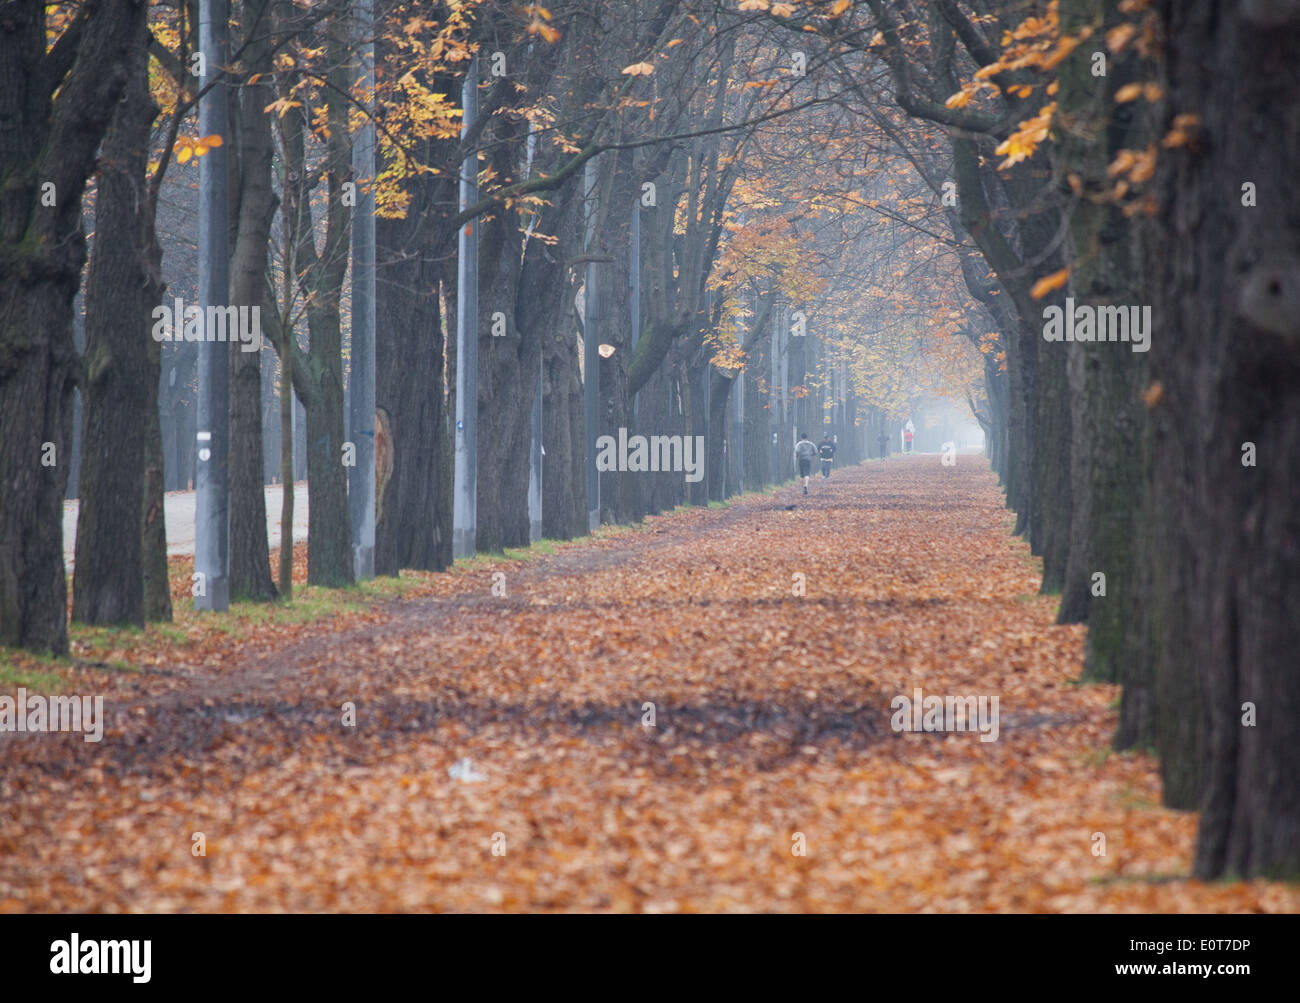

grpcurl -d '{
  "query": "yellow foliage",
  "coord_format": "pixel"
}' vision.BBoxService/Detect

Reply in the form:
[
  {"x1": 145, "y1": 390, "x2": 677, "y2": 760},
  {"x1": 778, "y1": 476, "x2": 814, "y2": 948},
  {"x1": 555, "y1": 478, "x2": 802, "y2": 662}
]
[
  {"x1": 994, "y1": 102, "x2": 1055, "y2": 169},
  {"x1": 173, "y1": 134, "x2": 224, "y2": 167},
  {"x1": 1106, "y1": 23, "x2": 1137, "y2": 53},
  {"x1": 1030, "y1": 268, "x2": 1069, "y2": 300}
]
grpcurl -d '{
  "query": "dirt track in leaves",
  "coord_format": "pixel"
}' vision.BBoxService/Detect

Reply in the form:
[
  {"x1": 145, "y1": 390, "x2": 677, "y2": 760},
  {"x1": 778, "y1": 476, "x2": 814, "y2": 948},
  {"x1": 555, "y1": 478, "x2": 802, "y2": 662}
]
[{"x1": 3, "y1": 457, "x2": 1297, "y2": 912}]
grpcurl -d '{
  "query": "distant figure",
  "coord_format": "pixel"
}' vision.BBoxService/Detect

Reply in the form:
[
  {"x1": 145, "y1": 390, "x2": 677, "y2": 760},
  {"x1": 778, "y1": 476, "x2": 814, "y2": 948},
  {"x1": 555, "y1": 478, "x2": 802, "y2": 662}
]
[
  {"x1": 904, "y1": 426, "x2": 914, "y2": 454},
  {"x1": 794, "y1": 432, "x2": 817, "y2": 495},
  {"x1": 877, "y1": 430, "x2": 889, "y2": 459},
  {"x1": 819, "y1": 433, "x2": 836, "y2": 479}
]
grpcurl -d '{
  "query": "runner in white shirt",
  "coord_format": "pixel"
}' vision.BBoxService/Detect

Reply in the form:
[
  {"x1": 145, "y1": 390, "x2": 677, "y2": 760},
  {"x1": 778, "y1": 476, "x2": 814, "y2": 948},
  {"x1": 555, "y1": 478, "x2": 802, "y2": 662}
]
[{"x1": 793, "y1": 433, "x2": 818, "y2": 495}]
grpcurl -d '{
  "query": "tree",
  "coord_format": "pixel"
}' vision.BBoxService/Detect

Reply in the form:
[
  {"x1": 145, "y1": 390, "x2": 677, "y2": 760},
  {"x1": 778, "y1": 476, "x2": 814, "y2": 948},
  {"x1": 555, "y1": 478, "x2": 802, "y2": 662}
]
[
  {"x1": 1144, "y1": 0, "x2": 1300, "y2": 880},
  {"x1": 1049, "y1": 0, "x2": 1155, "y2": 651},
  {"x1": 73, "y1": 18, "x2": 159, "y2": 626},
  {"x1": 0, "y1": 0, "x2": 150, "y2": 653},
  {"x1": 227, "y1": 0, "x2": 279, "y2": 601},
  {"x1": 275, "y1": 0, "x2": 357, "y2": 587}
]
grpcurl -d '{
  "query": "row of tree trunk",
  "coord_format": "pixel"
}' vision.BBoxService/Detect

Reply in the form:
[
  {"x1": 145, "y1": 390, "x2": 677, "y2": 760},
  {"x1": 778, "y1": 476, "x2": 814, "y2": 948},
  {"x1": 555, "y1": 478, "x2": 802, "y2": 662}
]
[
  {"x1": 1036, "y1": 0, "x2": 1300, "y2": 883},
  {"x1": 7, "y1": 0, "x2": 1291, "y2": 882},
  {"x1": 930, "y1": 0, "x2": 1300, "y2": 879},
  {"x1": 856, "y1": 0, "x2": 1297, "y2": 879}
]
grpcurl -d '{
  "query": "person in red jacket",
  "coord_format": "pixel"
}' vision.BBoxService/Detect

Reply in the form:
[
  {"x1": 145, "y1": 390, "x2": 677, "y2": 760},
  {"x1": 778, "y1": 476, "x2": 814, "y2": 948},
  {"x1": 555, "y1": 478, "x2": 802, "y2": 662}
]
[{"x1": 903, "y1": 427, "x2": 914, "y2": 453}]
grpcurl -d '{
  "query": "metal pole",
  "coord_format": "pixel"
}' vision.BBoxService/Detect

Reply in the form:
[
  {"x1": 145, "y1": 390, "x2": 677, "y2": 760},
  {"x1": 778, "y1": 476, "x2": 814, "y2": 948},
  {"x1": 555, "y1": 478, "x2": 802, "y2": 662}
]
[
  {"x1": 769, "y1": 304, "x2": 779, "y2": 483},
  {"x1": 779, "y1": 305, "x2": 789, "y2": 475},
  {"x1": 524, "y1": 117, "x2": 542, "y2": 543},
  {"x1": 701, "y1": 355, "x2": 710, "y2": 504},
  {"x1": 780, "y1": 305, "x2": 789, "y2": 425},
  {"x1": 734, "y1": 329, "x2": 744, "y2": 496},
  {"x1": 828, "y1": 349, "x2": 835, "y2": 434},
  {"x1": 348, "y1": 0, "x2": 376, "y2": 580},
  {"x1": 699, "y1": 286, "x2": 710, "y2": 504},
  {"x1": 839, "y1": 357, "x2": 848, "y2": 447},
  {"x1": 529, "y1": 356, "x2": 542, "y2": 542},
  {"x1": 583, "y1": 158, "x2": 600, "y2": 533},
  {"x1": 195, "y1": 0, "x2": 230, "y2": 612},
  {"x1": 630, "y1": 196, "x2": 640, "y2": 424},
  {"x1": 452, "y1": 56, "x2": 479, "y2": 559}
]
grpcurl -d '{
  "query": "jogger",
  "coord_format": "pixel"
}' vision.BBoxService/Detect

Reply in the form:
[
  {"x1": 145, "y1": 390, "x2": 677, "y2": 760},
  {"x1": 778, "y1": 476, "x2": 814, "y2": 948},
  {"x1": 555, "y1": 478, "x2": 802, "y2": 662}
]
[
  {"x1": 819, "y1": 434, "x2": 836, "y2": 478},
  {"x1": 794, "y1": 433, "x2": 817, "y2": 494}
]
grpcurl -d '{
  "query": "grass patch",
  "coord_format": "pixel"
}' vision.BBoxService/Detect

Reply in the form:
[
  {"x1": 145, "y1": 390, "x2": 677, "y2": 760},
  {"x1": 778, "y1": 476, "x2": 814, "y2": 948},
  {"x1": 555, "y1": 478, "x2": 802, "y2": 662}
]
[
  {"x1": 62, "y1": 625, "x2": 153, "y2": 674},
  {"x1": 1081, "y1": 745, "x2": 1113, "y2": 768},
  {"x1": 1087, "y1": 872, "x2": 1187, "y2": 887},
  {"x1": 1114, "y1": 784, "x2": 1160, "y2": 811},
  {"x1": 500, "y1": 544, "x2": 549, "y2": 562},
  {"x1": 452, "y1": 552, "x2": 511, "y2": 572},
  {"x1": 6, "y1": 543, "x2": 467, "y2": 689},
  {"x1": 0, "y1": 650, "x2": 66, "y2": 692},
  {"x1": 64, "y1": 576, "x2": 430, "y2": 676},
  {"x1": 24, "y1": 474, "x2": 810, "y2": 684},
  {"x1": 457, "y1": 534, "x2": 583, "y2": 570}
]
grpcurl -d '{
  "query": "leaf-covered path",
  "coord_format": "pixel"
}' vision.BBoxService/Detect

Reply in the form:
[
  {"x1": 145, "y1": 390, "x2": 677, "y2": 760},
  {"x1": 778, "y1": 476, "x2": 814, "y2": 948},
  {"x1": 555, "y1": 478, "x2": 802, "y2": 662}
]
[{"x1": 3, "y1": 458, "x2": 1296, "y2": 912}]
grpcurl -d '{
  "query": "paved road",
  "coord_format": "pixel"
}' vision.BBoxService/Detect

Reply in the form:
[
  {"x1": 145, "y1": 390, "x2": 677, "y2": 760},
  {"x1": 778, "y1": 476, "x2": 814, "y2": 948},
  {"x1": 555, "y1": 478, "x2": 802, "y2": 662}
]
[
  {"x1": 62, "y1": 483, "x2": 310, "y2": 567},
  {"x1": 11, "y1": 458, "x2": 1269, "y2": 912}
]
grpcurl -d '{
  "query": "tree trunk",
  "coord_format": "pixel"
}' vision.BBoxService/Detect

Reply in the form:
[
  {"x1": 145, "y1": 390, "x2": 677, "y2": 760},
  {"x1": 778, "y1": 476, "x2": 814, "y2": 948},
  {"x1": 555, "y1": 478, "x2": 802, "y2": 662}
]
[
  {"x1": 227, "y1": 0, "x2": 277, "y2": 601},
  {"x1": 299, "y1": 314, "x2": 352, "y2": 587},
  {"x1": 476, "y1": 153, "x2": 537, "y2": 552},
  {"x1": 535, "y1": 181, "x2": 590, "y2": 541},
  {"x1": 541, "y1": 321, "x2": 587, "y2": 540},
  {"x1": 72, "y1": 29, "x2": 158, "y2": 626},
  {"x1": 594, "y1": 153, "x2": 640, "y2": 525},
  {"x1": 278, "y1": 347, "x2": 295, "y2": 596},
  {"x1": 373, "y1": 172, "x2": 454, "y2": 575},
  {"x1": 1144, "y1": 0, "x2": 1300, "y2": 879},
  {"x1": 1058, "y1": 338, "x2": 1091, "y2": 624},
  {"x1": 0, "y1": 0, "x2": 144, "y2": 652},
  {"x1": 276, "y1": 6, "x2": 354, "y2": 588},
  {"x1": 1053, "y1": 0, "x2": 1154, "y2": 632},
  {"x1": 142, "y1": 336, "x2": 172, "y2": 623}
]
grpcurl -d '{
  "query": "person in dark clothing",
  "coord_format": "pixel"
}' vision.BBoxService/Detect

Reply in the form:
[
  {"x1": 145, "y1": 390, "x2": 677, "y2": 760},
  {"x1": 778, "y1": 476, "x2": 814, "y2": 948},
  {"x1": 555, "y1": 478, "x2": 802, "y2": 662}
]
[
  {"x1": 819, "y1": 434, "x2": 836, "y2": 478},
  {"x1": 877, "y1": 430, "x2": 889, "y2": 459}
]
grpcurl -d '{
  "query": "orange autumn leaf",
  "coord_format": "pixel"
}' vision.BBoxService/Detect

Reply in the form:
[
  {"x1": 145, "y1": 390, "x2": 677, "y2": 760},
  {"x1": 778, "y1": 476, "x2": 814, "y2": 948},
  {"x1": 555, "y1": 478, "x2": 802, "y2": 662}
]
[
  {"x1": 8, "y1": 466, "x2": 1296, "y2": 916},
  {"x1": 1106, "y1": 22, "x2": 1137, "y2": 52},
  {"x1": 1030, "y1": 268, "x2": 1069, "y2": 299}
]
